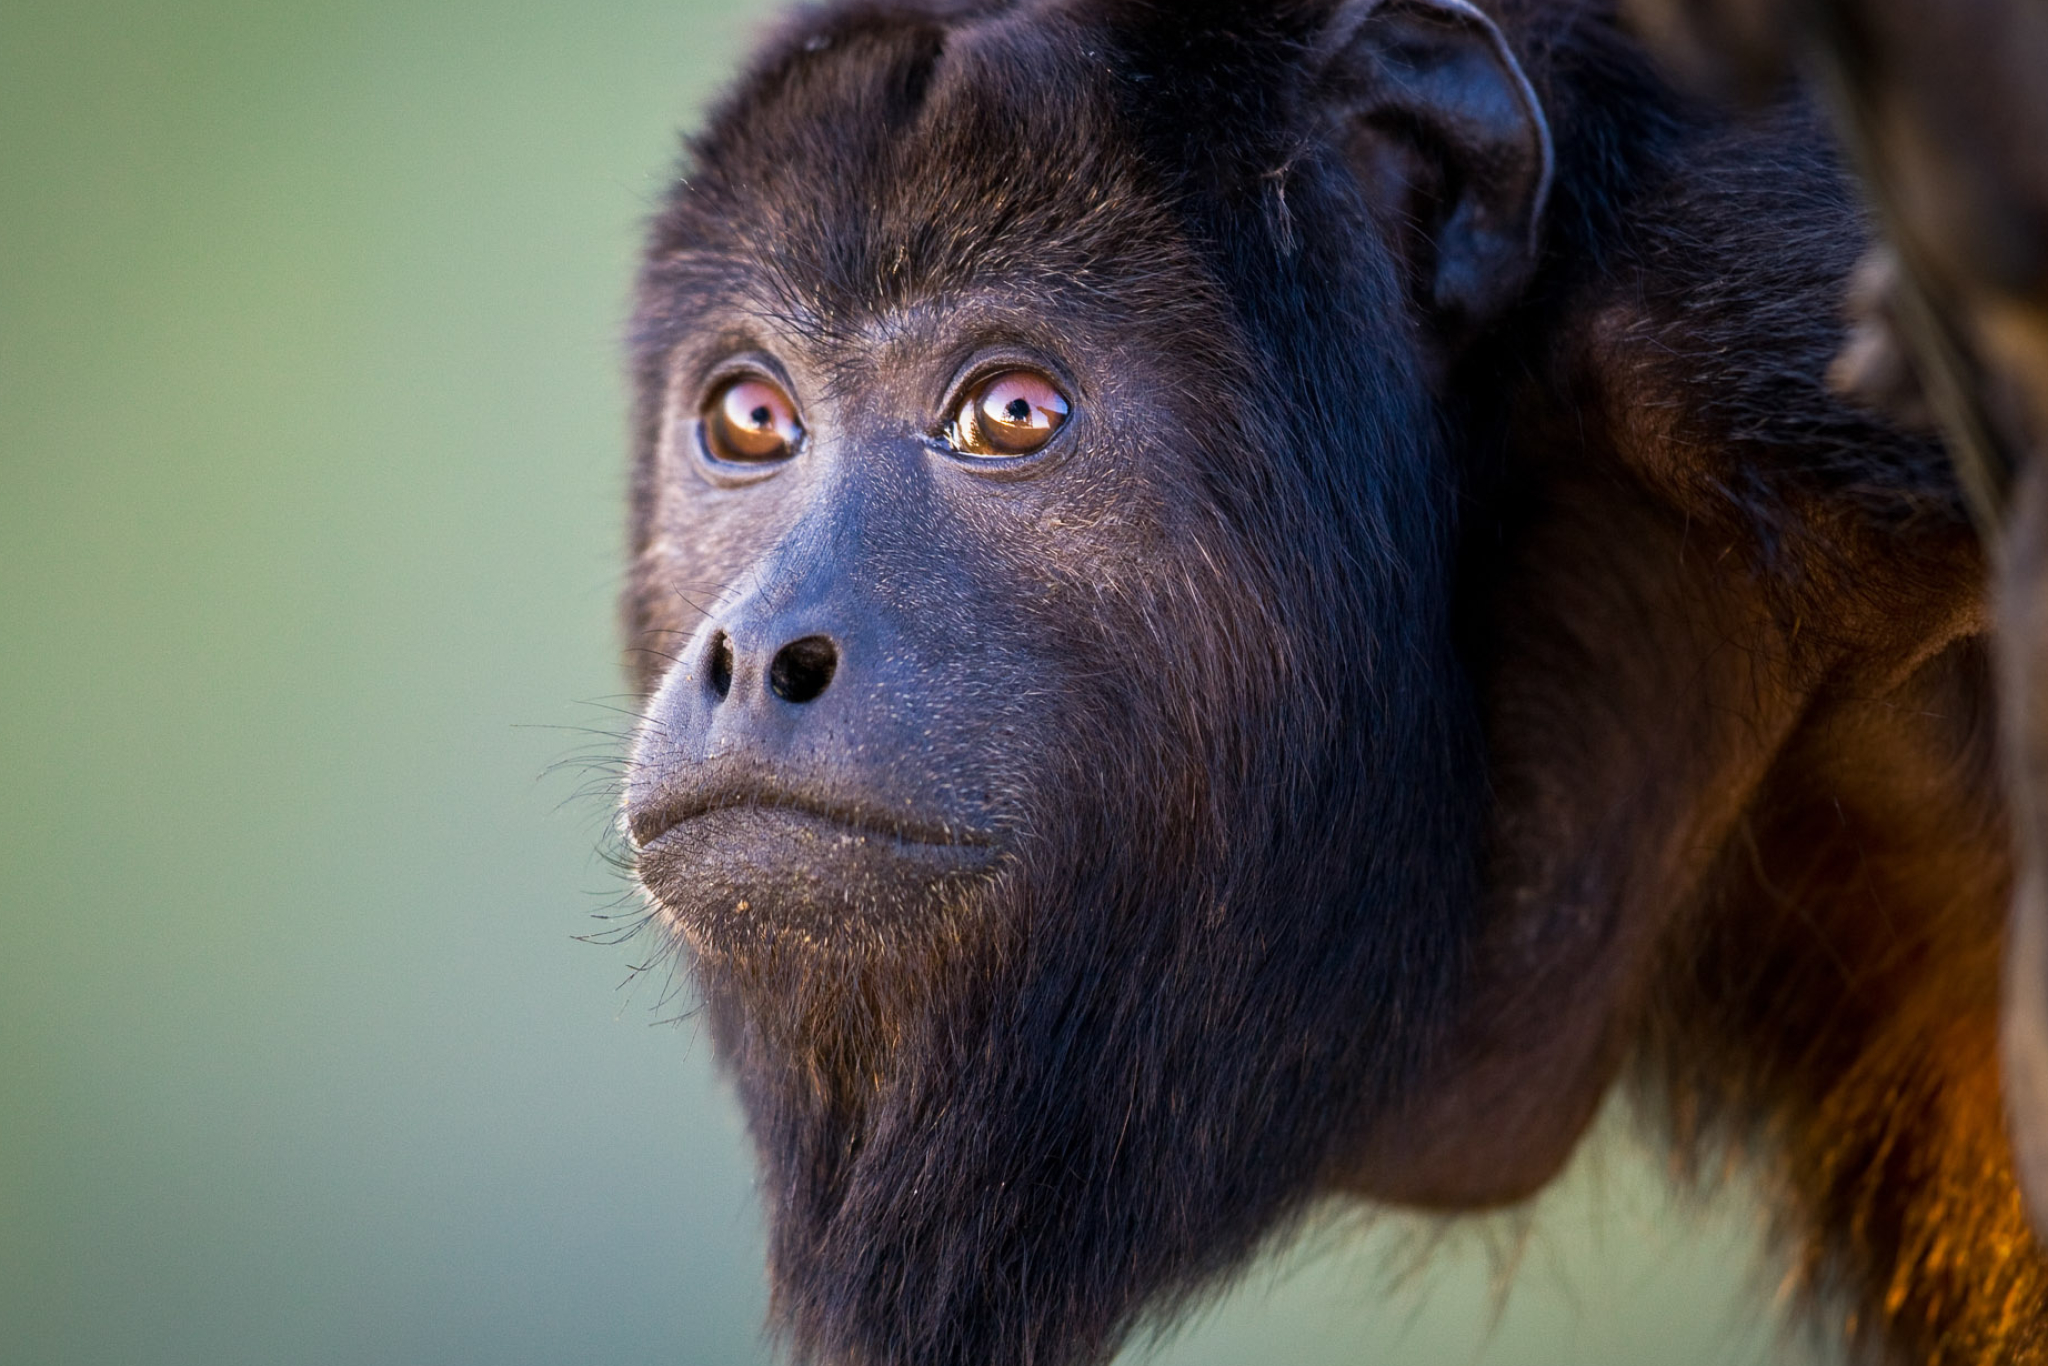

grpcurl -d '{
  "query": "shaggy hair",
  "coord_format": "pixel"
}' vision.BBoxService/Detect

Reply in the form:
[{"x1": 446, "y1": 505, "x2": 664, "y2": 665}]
[{"x1": 623, "y1": 3, "x2": 2041, "y2": 1363}]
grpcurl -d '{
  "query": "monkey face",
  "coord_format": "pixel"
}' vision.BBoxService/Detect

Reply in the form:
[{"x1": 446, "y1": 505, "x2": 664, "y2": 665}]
[
  {"x1": 623, "y1": 332, "x2": 1067, "y2": 958},
  {"x1": 625, "y1": 255, "x2": 1230, "y2": 951},
  {"x1": 620, "y1": 18, "x2": 1300, "y2": 978}
]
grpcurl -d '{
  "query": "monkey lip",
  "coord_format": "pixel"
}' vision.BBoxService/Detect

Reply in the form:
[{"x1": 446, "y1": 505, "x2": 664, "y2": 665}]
[
  {"x1": 629, "y1": 782, "x2": 996, "y2": 854},
  {"x1": 629, "y1": 787, "x2": 1002, "y2": 947}
]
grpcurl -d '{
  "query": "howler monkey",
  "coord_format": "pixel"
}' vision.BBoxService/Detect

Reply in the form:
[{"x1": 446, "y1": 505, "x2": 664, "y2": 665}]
[{"x1": 619, "y1": 1, "x2": 2044, "y2": 1362}]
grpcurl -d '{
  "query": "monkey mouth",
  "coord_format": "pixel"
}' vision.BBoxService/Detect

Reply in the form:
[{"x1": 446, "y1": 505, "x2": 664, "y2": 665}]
[{"x1": 628, "y1": 782, "x2": 1002, "y2": 949}]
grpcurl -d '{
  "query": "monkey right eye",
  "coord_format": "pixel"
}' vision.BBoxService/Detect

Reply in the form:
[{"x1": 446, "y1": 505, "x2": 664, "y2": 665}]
[
  {"x1": 949, "y1": 369, "x2": 1071, "y2": 458},
  {"x1": 701, "y1": 377, "x2": 803, "y2": 464}
]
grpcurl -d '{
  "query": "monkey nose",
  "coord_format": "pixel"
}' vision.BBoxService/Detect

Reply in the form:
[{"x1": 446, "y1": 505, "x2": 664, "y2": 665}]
[{"x1": 701, "y1": 628, "x2": 839, "y2": 706}]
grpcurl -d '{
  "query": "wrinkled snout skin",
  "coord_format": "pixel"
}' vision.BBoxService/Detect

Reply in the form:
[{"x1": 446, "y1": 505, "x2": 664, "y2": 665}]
[{"x1": 624, "y1": 418, "x2": 1065, "y2": 955}]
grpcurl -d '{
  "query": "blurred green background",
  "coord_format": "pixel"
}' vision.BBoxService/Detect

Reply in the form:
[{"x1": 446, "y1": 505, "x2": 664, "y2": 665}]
[{"x1": 0, "y1": 3, "x2": 1812, "y2": 1363}]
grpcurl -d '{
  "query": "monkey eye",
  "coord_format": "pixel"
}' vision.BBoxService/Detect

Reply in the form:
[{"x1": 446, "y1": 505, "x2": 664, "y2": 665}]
[
  {"x1": 950, "y1": 369, "x2": 1070, "y2": 458},
  {"x1": 701, "y1": 376, "x2": 803, "y2": 464}
]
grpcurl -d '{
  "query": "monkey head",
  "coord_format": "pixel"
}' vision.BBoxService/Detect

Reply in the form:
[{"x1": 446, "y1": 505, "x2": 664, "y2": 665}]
[{"x1": 621, "y1": 3, "x2": 1552, "y2": 1363}]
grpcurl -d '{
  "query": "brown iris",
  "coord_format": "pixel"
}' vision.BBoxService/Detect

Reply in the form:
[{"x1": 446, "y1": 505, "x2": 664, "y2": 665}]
[
  {"x1": 702, "y1": 376, "x2": 803, "y2": 463},
  {"x1": 952, "y1": 369, "x2": 1070, "y2": 457}
]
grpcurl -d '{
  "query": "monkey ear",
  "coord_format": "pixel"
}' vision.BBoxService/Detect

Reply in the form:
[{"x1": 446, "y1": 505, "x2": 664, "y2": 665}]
[{"x1": 1315, "y1": 0, "x2": 1554, "y2": 330}]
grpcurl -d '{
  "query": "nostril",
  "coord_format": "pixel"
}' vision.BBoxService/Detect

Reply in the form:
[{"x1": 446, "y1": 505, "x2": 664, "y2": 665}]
[
  {"x1": 769, "y1": 635, "x2": 838, "y2": 704},
  {"x1": 708, "y1": 631, "x2": 734, "y2": 700}
]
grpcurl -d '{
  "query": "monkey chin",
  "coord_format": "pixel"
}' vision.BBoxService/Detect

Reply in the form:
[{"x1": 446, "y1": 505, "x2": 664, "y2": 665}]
[{"x1": 633, "y1": 805, "x2": 1002, "y2": 962}]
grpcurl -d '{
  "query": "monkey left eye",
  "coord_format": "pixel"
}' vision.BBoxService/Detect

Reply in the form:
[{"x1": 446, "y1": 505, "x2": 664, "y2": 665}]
[
  {"x1": 701, "y1": 375, "x2": 804, "y2": 465},
  {"x1": 950, "y1": 370, "x2": 1071, "y2": 458}
]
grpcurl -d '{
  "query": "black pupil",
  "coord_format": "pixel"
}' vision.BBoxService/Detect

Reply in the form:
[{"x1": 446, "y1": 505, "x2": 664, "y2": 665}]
[
  {"x1": 1004, "y1": 397, "x2": 1032, "y2": 423},
  {"x1": 748, "y1": 405, "x2": 773, "y2": 430}
]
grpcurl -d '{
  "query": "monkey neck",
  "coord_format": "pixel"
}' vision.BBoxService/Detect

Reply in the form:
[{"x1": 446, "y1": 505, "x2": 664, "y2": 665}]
[
  {"x1": 1368, "y1": 295, "x2": 2047, "y2": 1356},
  {"x1": 1644, "y1": 620, "x2": 2048, "y2": 1362}
]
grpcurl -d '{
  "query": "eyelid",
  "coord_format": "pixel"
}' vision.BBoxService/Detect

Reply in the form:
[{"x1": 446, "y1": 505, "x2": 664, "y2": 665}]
[{"x1": 691, "y1": 351, "x2": 802, "y2": 411}]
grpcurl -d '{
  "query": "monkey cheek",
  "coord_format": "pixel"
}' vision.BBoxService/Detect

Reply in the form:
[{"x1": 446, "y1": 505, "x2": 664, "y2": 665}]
[{"x1": 633, "y1": 806, "x2": 1001, "y2": 958}]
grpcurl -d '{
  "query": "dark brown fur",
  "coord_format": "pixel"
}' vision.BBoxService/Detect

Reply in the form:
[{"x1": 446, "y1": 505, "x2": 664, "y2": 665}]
[
  {"x1": 1427, "y1": 66, "x2": 2041, "y2": 1358},
  {"x1": 622, "y1": 2, "x2": 2047, "y2": 1361}
]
